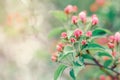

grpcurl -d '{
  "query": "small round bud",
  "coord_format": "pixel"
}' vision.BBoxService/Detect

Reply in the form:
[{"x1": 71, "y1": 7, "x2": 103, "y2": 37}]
[
  {"x1": 91, "y1": 14, "x2": 99, "y2": 25},
  {"x1": 86, "y1": 31, "x2": 92, "y2": 37},
  {"x1": 107, "y1": 42, "x2": 114, "y2": 49},
  {"x1": 81, "y1": 40, "x2": 87, "y2": 45},
  {"x1": 71, "y1": 16, "x2": 78, "y2": 24},
  {"x1": 79, "y1": 11, "x2": 87, "y2": 23},
  {"x1": 70, "y1": 38, "x2": 76, "y2": 43},
  {"x1": 74, "y1": 29, "x2": 82, "y2": 38},
  {"x1": 61, "y1": 32, "x2": 67, "y2": 38}
]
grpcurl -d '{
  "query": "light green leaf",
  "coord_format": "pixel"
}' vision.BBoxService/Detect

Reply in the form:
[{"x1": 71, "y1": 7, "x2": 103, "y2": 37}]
[
  {"x1": 51, "y1": 11, "x2": 67, "y2": 22},
  {"x1": 58, "y1": 51, "x2": 73, "y2": 61},
  {"x1": 63, "y1": 46, "x2": 73, "y2": 53},
  {"x1": 48, "y1": 27, "x2": 66, "y2": 38},
  {"x1": 54, "y1": 64, "x2": 67, "y2": 80}
]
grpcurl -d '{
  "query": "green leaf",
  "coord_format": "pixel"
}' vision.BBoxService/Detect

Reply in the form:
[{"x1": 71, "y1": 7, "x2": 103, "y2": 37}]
[
  {"x1": 82, "y1": 54, "x2": 93, "y2": 60},
  {"x1": 54, "y1": 64, "x2": 67, "y2": 80},
  {"x1": 70, "y1": 69, "x2": 76, "y2": 80},
  {"x1": 69, "y1": 62, "x2": 84, "y2": 80},
  {"x1": 104, "y1": 60, "x2": 112, "y2": 67},
  {"x1": 92, "y1": 28, "x2": 110, "y2": 37},
  {"x1": 51, "y1": 11, "x2": 67, "y2": 22},
  {"x1": 48, "y1": 27, "x2": 66, "y2": 38},
  {"x1": 63, "y1": 46, "x2": 73, "y2": 53},
  {"x1": 97, "y1": 51, "x2": 112, "y2": 58},
  {"x1": 82, "y1": 43, "x2": 105, "y2": 51},
  {"x1": 58, "y1": 51, "x2": 73, "y2": 61}
]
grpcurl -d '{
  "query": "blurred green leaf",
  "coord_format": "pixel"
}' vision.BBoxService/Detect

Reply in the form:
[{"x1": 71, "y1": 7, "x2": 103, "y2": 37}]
[
  {"x1": 48, "y1": 27, "x2": 66, "y2": 38},
  {"x1": 54, "y1": 64, "x2": 67, "y2": 80},
  {"x1": 82, "y1": 54, "x2": 93, "y2": 60},
  {"x1": 97, "y1": 51, "x2": 112, "y2": 58},
  {"x1": 51, "y1": 10, "x2": 67, "y2": 22},
  {"x1": 104, "y1": 59, "x2": 112, "y2": 67}
]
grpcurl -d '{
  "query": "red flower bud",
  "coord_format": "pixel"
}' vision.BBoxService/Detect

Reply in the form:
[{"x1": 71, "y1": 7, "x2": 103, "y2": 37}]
[
  {"x1": 91, "y1": 14, "x2": 99, "y2": 25},
  {"x1": 64, "y1": 5, "x2": 78, "y2": 15},
  {"x1": 108, "y1": 42, "x2": 114, "y2": 49},
  {"x1": 86, "y1": 31, "x2": 92, "y2": 37},
  {"x1": 51, "y1": 56, "x2": 57, "y2": 62},
  {"x1": 79, "y1": 11, "x2": 87, "y2": 23},
  {"x1": 64, "y1": 5, "x2": 73, "y2": 14},
  {"x1": 61, "y1": 32, "x2": 67, "y2": 38},
  {"x1": 112, "y1": 51, "x2": 116, "y2": 57},
  {"x1": 51, "y1": 52, "x2": 58, "y2": 62},
  {"x1": 99, "y1": 75, "x2": 106, "y2": 80},
  {"x1": 81, "y1": 40, "x2": 87, "y2": 45},
  {"x1": 70, "y1": 38, "x2": 76, "y2": 43},
  {"x1": 72, "y1": 6, "x2": 78, "y2": 12},
  {"x1": 74, "y1": 29, "x2": 82, "y2": 38},
  {"x1": 108, "y1": 35, "x2": 115, "y2": 43},
  {"x1": 56, "y1": 43, "x2": 64, "y2": 52},
  {"x1": 115, "y1": 32, "x2": 120, "y2": 43},
  {"x1": 71, "y1": 16, "x2": 78, "y2": 24}
]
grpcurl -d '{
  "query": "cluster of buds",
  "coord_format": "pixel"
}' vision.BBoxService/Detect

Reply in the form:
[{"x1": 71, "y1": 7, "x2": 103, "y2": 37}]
[
  {"x1": 107, "y1": 32, "x2": 120, "y2": 57},
  {"x1": 64, "y1": 5, "x2": 78, "y2": 15},
  {"x1": 71, "y1": 10, "x2": 99, "y2": 25}
]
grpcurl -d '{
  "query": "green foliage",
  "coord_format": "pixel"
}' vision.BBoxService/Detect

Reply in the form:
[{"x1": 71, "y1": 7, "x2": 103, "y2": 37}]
[
  {"x1": 54, "y1": 64, "x2": 67, "y2": 80},
  {"x1": 92, "y1": 28, "x2": 111, "y2": 37},
  {"x1": 104, "y1": 60, "x2": 113, "y2": 68},
  {"x1": 48, "y1": 27, "x2": 66, "y2": 38},
  {"x1": 82, "y1": 43, "x2": 105, "y2": 51},
  {"x1": 51, "y1": 11, "x2": 67, "y2": 22}
]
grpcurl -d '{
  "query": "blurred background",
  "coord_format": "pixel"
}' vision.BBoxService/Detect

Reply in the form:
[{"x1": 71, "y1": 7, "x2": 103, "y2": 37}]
[{"x1": 0, "y1": 0, "x2": 120, "y2": 80}]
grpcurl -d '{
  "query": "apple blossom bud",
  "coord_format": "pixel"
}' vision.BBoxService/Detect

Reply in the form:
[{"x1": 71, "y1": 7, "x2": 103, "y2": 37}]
[
  {"x1": 79, "y1": 11, "x2": 86, "y2": 23},
  {"x1": 64, "y1": 5, "x2": 73, "y2": 14},
  {"x1": 51, "y1": 56, "x2": 57, "y2": 62},
  {"x1": 74, "y1": 29, "x2": 82, "y2": 38},
  {"x1": 99, "y1": 75, "x2": 106, "y2": 80},
  {"x1": 72, "y1": 6, "x2": 78, "y2": 12},
  {"x1": 108, "y1": 42, "x2": 115, "y2": 49},
  {"x1": 115, "y1": 32, "x2": 120, "y2": 43},
  {"x1": 51, "y1": 52, "x2": 58, "y2": 62},
  {"x1": 70, "y1": 38, "x2": 76, "y2": 43},
  {"x1": 71, "y1": 16, "x2": 78, "y2": 24},
  {"x1": 86, "y1": 31, "x2": 92, "y2": 37},
  {"x1": 108, "y1": 35, "x2": 115, "y2": 43},
  {"x1": 56, "y1": 43, "x2": 64, "y2": 52},
  {"x1": 112, "y1": 51, "x2": 116, "y2": 57},
  {"x1": 91, "y1": 14, "x2": 99, "y2": 25},
  {"x1": 61, "y1": 32, "x2": 67, "y2": 38},
  {"x1": 81, "y1": 40, "x2": 87, "y2": 45}
]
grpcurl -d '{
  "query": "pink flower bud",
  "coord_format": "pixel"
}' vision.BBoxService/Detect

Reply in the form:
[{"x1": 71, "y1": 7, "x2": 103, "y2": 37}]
[
  {"x1": 81, "y1": 40, "x2": 87, "y2": 45},
  {"x1": 61, "y1": 32, "x2": 67, "y2": 38},
  {"x1": 72, "y1": 6, "x2": 78, "y2": 12},
  {"x1": 108, "y1": 35, "x2": 115, "y2": 43},
  {"x1": 64, "y1": 5, "x2": 73, "y2": 14},
  {"x1": 108, "y1": 42, "x2": 115, "y2": 49},
  {"x1": 51, "y1": 52, "x2": 58, "y2": 62},
  {"x1": 112, "y1": 51, "x2": 116, "y2": 57},
  {"x1": 56, "y1": 43, "x2": 64, "y2": 52},
  {"x1": 91, "y1": 14, "x2": 99, "y2": 25},
  {"x1": 79, "y1": 11, "x2": 87, "y2": 23},
  {"x1": 51, "y1": 56, "x2": 57, "y2": 62},
  {"x1": 99, "y1": 75, "x2": 106, "y2": 80},
  {"x1": 64, "y1": 5, "x2": 78, "y2": 15},
  {"x1": 115, "y1": 32, "x2": 120, "y2": 43},
  {"x1": 70, "y1": 38, "x2": 76, "y2": 43},
  {"x1": 71, "y1": 16, "x2": 78, "y2": 24},
  {"x1": 74, "y1": 29, "x2": 83, "y2": 38},
  {"x1": 86, "y1": 31, "x2": 92, "y2": 37}
]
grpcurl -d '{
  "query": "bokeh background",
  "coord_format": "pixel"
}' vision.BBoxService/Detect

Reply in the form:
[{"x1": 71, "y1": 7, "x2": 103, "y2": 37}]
[{"x1": 0, "y1": 0, "x2": 120, "y2": 80}]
